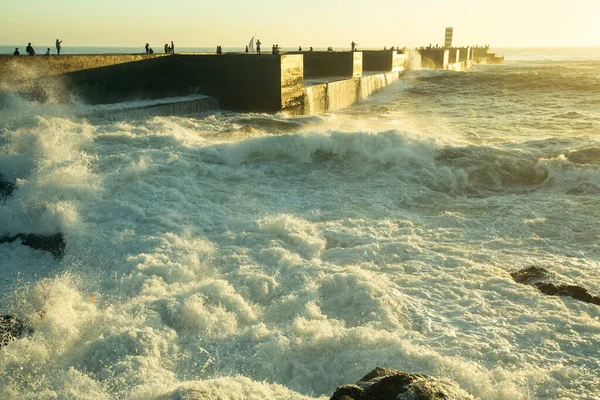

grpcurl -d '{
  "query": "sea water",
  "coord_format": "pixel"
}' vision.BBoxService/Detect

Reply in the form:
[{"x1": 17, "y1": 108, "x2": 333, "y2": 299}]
[{"x1": 1, "y1": 47, "x2": 600, "y2": 399}]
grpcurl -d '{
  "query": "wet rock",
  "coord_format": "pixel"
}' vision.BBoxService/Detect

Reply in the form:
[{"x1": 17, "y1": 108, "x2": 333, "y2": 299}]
[
  {"x1": 0, "y1": 315, "x2": 33, "y2": 348},
  {"x1": 0, "y1": 233, "x2": 66, "y2": 259},
  {"x1": 0, "y1": 180, "x2": 16, "y2": 200},
  {"x1": 511, "y1": 266, "x2": 600, "y2": 305},
  {"x1": 330, "y1": 367, "x2": 474, "y2": 400}
]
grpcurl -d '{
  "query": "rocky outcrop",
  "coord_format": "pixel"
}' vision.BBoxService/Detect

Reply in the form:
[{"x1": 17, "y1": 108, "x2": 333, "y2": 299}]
[
  {"x1": 0, "y1": 180, "x2": 16, "y2": 199},
  {"x1": 511, "y1": 266, "x2": 600, "y2": 305},
  {"x1": 0, "y1": 315, "x2": 33, "y2": 348},
  {"x1": 330, "y1": 367, "x2": 474, "y2": 400},
  {"x1": 0, "y1": 233, "x2": 66, "y2": 259}
]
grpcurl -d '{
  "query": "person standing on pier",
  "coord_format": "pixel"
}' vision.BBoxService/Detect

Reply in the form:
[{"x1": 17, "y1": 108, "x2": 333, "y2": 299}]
[
  {"x1": 351, "y1": 41, "x2": 356, "y2": 51},
  {"x1": 256, "y1": 39, "x2": 261, "y2": 54},
  {"x1": 13, "y1": 48, "x2": 20, "y2": 56},
  {"x1": 26, "y1": 43, "x2": 35, "y2": 56},
  {"x1": 164, "y1": 43, "x2": 169, "y2": 54},
  {"x1": 145, "y1": 43, "x2": 149, "y2": 54},
  {"x1": 171, "y1": 41, "x2": 175, "y2": 54},
  {"x1": 55, "y1": 39, "x2": 62, "y2": 55},
  {"x1": 245, "y1": 45, "x2": 249, "y2": 53}
]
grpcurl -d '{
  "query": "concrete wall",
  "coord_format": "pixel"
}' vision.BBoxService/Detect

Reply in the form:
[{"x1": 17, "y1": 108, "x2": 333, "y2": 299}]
[
  {"x1": 303, "y1": 52, "x2": 362, "y2": 78},
  {"x1": 472, "y1": 48, "x2": 489, "y2": 59},
  {"x1": 420, "y1": 49, "x2": 449, "y2": 70},
  {"x1": 1, "y1": 54, "x2": 304, "y2": 113},
  {"x1": 302, "y1": 71, "x2": 401, "y2": 114},
  {"x1": 458, "y1": 47, "x2": 470, "y2": 62},
  {"x1": 448, "y1": 48, "x2": 460, "y2": 64},
  {"x1": 362, "y1": 51, "x2": 406, "y2": 72},
  {"x1": 0, "y1": 54, "x2": 165, "y2": 81}
]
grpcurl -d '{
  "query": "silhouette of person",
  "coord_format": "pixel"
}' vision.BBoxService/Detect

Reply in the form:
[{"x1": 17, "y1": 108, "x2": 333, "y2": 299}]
[
  {"x1": 26, "y1": 43, "x2": 35, "y2": 56},
  {"x1": 164, "y1": 43, "x2": 169, "y2": 54},
  {"x1": 149, "y1": 47, "x2": 154, "y2": 55},
  {"x1": 256, "y1": 39, "x2": 261, "y2": 54},
  {"x1": 171, "y1": 41, "x2": 175, "y2": 54},
  {"x1": 309, "y1": 47, "x2": 313, "y2": 52},
  {"x1": 56, "y1": 39, "x2": 62, "y2": 55},
  {"x1": 145, "y1": 43, "x2": 149, "y2": 54},
  {"x1": 13, "y1": 48, "x2": 20, "y2": 56},
  {"x1": 351, "y1": 41, "x2": 356, "y2": 51},
  {"x1": 298, "y1": 46, "x2": 302, "y2": 52},
  {"x1": 272, "y1": 44, "x2": 275, "y2": 54},
  {"x1": 45, "y1": 48, "x2": 51, "y2": 56},
  {"x1": 245, "y1": 45, "x2": 249, "y2": 53}
]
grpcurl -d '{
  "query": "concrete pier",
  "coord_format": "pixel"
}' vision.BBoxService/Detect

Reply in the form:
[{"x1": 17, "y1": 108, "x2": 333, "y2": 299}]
[
  {"x1": 0, "y1": 44, "x2": 502, "y2": 116},
  {"x1": 362, "y1": 51, "x2": 407, "y2": 72},
  {"x1": 302, "y1": 51, "x2": 362, "y2": 78}
]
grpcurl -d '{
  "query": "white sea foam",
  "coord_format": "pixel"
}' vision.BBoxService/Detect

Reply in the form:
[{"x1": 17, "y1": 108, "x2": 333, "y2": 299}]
[{"x1": 2, "y1": 58, "x2": 600, "y2": 399}]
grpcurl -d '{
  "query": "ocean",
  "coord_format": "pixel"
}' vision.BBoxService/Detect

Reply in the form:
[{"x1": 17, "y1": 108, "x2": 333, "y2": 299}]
[{"x1": 1, "y1": 47, "x2": 600, "y2": 399}]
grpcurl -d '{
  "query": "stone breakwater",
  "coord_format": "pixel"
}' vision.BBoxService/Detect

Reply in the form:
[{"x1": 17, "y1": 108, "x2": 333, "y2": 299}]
[{"x1": 0, "y1": 47, "x2": 502, "y2": 115}]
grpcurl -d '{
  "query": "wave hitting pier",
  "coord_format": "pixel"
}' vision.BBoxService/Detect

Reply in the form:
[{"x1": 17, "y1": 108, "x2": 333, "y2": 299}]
[{"x1": 0, "y1": 47, "x2": 502, "y2": 115}]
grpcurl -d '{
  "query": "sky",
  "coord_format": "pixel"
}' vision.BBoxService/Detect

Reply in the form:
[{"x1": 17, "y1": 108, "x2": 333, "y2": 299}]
[{"x1": 1, "y1": 0, "x2": 599, "y2": 48}]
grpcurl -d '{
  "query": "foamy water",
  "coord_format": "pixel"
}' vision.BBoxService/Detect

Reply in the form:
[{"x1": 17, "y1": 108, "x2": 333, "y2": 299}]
[{"x1": 1, "y1": 49, "x2": 600, "y2": 399}]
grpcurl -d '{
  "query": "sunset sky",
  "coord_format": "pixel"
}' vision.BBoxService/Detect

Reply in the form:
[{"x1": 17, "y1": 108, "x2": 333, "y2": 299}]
[{"x1": 1, "y1": 0, "x2": 598, "y2": 48}]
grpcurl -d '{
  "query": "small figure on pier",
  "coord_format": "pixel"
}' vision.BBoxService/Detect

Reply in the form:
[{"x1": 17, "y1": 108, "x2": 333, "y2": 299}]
[
  {"x1": 245, "y1": 45, "x2": 249, "y2": 53},
  {"x1": 309, "y1": 47, "x2": 313, "y2": 52},
  {"x1": 171, "y1": 41, "x2": 175, "y2": 54},
  {"x1": 216, "y1": 45, "x2": 222, "y2": 55},
  {"x1": 327, "y1": 46, "x2": 333, "y2": 51},
  {"x1": 276, "y1": 44, "x2": 280, "y2": 54},
  {"x1": 45, "y1": 48, "x2": 51, "y2": 56},
  {"x1": 272, "y1": 44, "x2": 275, "y2": 54},
  {"x1": 56, "y1": 39, "x2": 62, "y2": 55},
  {"x1": 256, "y1": 39, "x2": 261, "y2": 54},
  {"x1": 149, "y1": 47, "x2": 154, "y2": 55},
  {"x1": 164, "y1": 43, "x2": 170, "y2": 54},
  {"x1": 298, "y1": 46, "x2": 302, "y2": 52},
  {"x1": 13, "y1": 48, "x2": 20, "y2": 56},
  {"x1": 145, "y1": 43, "x2": 149, "y2": 54},
  {"x1": 26, "y1": 43, "x2": 35, "y2": 56},
  {"x1": 351, "y1": 41, "x2": 356, "y2": 51}
]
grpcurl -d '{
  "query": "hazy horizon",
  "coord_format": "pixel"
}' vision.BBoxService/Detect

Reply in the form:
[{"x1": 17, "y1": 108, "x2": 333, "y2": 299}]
[{"x1": 1, "y1": 0, "x2": 599, "y2": 48}]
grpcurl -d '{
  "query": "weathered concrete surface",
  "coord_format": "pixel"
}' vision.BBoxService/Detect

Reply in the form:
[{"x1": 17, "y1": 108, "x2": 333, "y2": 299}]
[
  {"x1": 330, "y1": 367, "x2": 475, "y2": 400},
  {"x1": 419, "y1": 49, "x2": 449, "y2": 70},
  {"x1": 1, "y1": 54, "x2": 304, "y2": 113},
  {"x1": 303, "y1": 52, "x2": 362, "y2": 78},
  {"x1": 0, "y1": 54, "x2": 166, "y2": 81},
  {"x1": 363, "y1": 51, "x2": 406, "y2": 72},
  {"x1": 302, "y1": 71, "x2": 401, "y2": 114}
]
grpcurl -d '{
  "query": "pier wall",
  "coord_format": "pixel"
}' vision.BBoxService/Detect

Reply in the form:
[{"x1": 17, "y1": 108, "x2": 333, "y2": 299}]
[
  {"x1": 419, "y1": 49, "x2": 449, "y2": 69},
  {"x1": 302, "y1": 71, "x2": 402, "y2": 114},
  {"x1": 0, "y1": 54, "x2": 166, "y2": 81},
  {"x1": 363, "y1": 51, "x2": 406, "y2": 72},
  {"x1": 0, "y1": 54, "x2": 304, "y2": 113},
  {"x1": 303, "y1": 52, "x2": 362, "y2": 78}
]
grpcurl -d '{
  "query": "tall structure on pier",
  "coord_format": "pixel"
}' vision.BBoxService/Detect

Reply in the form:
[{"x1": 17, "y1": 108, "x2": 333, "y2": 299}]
[{"x1": 444, "y1": 27, "x2": 453, "y2": 48}]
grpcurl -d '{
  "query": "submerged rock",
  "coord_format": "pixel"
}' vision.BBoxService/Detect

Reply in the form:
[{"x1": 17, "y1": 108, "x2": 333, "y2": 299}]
[
  {"x1": 0, "y1": 233, "x2": 66, "y2": 259},
  {"x1": 0, "y1": 315, "x2": 33, "y2": 348},
  {"x1": 511, "y1": 266, "x2": 600, "y2": 305},
  {"x1": 330, "y1": 367, "x2": 474, "y2": 400},
  {"x1": 0, "y1": 180, "x2": 16, "y2": 200}
]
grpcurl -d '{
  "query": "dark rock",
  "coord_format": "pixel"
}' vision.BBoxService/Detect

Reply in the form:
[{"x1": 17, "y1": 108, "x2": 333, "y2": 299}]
[
  {"x1": 0, "y1": 180, "x2": 16, "y2": 200},
  {"x1": 0, "y1": 233, "x2": 66, "y2": 259},
  {"x1": 0, "y1": 315, "x2": 33, "y2": 348},
  {"x1": 330, "y1": 367, "x2": 474, "y2": 400},
  {"x1": 511, "y1": 266, "x2": 600, "y2": 305}
]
